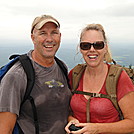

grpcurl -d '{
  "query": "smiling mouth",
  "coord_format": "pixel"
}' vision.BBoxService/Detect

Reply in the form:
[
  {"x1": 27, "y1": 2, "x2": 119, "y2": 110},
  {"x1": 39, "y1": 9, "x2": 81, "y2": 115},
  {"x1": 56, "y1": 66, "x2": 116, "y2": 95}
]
[
  {"x1": 88, "y1": 55, "x2": 98, "y2": 59},
  {"x1": 44, "y1": 44, "x2": 56, "y2": 48}
]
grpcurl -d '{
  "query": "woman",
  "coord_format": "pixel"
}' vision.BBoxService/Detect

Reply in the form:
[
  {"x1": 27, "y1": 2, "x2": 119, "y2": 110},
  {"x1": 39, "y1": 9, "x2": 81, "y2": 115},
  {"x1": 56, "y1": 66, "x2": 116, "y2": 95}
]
[{"x1": 65, "y1": 24, "x2": 134, "y2": 134}]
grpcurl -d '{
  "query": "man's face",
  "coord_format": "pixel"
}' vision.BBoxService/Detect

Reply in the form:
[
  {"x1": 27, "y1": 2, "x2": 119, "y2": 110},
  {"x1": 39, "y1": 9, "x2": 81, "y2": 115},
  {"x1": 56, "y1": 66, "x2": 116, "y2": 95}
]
[{"x1": 31, "y1": 22, "x2": 61, "y2": 59}]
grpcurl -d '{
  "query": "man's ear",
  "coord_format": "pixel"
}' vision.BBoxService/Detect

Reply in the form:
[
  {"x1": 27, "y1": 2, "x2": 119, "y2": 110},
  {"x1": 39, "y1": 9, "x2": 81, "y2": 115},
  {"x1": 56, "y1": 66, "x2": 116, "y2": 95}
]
[{"x1": 31, "y1": 34, "x2": 35, "y2": 44}]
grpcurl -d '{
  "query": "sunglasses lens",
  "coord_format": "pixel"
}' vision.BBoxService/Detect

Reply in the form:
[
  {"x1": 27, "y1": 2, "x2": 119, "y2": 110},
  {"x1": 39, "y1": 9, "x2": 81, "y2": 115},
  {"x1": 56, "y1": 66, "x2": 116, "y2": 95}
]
[
  {"x1": 80, "y1": 42, "x2": 91, "y2": 50},
  {"x1": 94, "y1": 41, "x2": 105, "y2": 49},
  {"x1": 80, "y1": 41, "x2": 105, "y2": 50}
]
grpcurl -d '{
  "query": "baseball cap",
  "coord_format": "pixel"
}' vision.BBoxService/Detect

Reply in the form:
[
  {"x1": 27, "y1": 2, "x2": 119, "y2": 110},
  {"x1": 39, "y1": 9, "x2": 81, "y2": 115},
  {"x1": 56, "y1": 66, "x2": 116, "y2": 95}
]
[{"x1": 31, "y1": 15, "x2": 60, "y2": 33}]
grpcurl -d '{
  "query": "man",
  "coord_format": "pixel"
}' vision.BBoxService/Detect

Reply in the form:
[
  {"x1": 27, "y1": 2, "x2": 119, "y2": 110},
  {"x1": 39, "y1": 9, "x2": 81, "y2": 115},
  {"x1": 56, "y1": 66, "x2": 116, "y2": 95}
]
[{"x1": 0, "y1": 15, "x2": 71, "y2": 134}]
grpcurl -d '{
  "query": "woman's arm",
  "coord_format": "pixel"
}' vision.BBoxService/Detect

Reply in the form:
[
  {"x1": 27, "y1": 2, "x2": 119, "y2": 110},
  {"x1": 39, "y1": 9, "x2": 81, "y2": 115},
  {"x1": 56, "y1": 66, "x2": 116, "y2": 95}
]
[{"x1": 72, "y1": 92, "x2": 134, "y2": 134}]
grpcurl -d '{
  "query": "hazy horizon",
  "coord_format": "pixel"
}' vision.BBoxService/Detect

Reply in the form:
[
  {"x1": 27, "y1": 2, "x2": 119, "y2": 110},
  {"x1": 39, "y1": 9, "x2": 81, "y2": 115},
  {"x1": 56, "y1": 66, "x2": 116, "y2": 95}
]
[{"x1": 0, "y1": 43, "x2": 134, "y2": 70}]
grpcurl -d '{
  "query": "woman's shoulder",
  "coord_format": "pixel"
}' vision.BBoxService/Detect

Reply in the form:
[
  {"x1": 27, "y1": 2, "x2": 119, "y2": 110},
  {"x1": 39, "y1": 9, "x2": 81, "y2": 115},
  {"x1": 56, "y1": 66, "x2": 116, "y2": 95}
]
[{"x1": 117, "y1": 69, "x2": 134, "y2": 100}]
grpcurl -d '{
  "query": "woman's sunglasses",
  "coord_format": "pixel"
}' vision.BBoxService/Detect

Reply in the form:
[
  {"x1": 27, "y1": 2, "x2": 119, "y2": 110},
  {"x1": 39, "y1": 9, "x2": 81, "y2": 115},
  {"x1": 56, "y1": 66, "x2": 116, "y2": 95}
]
[{"x1": 80, "y1": 41, "x2": 105, "y2": 50}]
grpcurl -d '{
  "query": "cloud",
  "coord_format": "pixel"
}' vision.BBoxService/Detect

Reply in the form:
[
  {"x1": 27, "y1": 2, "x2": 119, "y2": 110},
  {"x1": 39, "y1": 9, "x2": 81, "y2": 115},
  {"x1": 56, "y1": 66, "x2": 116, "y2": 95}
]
[
  {"x1": 0, "y1": 0, "x2": 134, "y2": 46},
  {"x1": 103, "y1": 3, "x2": 134, "y2": 17}
]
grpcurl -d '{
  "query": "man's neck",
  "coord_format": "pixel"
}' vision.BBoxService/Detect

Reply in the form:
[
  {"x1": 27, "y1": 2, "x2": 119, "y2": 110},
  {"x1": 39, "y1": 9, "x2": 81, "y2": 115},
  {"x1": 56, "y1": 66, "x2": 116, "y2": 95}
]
[{"x1": 31, "y1": 51, "x2": 55, "y2": 67}]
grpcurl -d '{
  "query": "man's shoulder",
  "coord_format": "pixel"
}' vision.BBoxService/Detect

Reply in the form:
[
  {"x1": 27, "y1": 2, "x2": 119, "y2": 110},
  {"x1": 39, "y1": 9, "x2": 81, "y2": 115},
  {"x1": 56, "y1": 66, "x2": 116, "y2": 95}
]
[{"x1": 2, "y1": 61, "x2": 25, "y2": 82}]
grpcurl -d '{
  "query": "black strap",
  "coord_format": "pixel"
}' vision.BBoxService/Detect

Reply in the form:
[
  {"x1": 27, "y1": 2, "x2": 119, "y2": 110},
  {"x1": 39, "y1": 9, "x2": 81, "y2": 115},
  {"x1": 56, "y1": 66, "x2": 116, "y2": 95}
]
[
  {"x1": 10, "y1": 54, "x2": 39, "y2": 134},
  {"x1": 73, "y1": 90, "x2": 112, "y2": 99},
  {"x1": 28, "y1": 96, "x2": 39, "y2": 134},
  {"x1": 10, "y1": 55, "x2": 69, "y2": 134},
  {"x1": 55, "y1": 56, "x2": 71, "y2": 89},
  {"x1": 17, "y1": 123, "x2": 24, "y2": 134},
  {"x1": 19, "y1": 55, "x2": 39, "y2": 134},
  {"x1": 9, "y1": 54, "x2": 20, "y2": 60},
  {"x1": 19, "y1": 54, "x2": 35, "y2": 105}
]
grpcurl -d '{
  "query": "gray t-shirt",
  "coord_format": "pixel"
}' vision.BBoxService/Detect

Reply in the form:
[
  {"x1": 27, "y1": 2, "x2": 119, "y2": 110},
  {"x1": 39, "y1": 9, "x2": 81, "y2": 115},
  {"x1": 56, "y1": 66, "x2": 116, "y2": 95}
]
[{"x1": 0, "y1": 51, "x2": 71, "y2": 134}]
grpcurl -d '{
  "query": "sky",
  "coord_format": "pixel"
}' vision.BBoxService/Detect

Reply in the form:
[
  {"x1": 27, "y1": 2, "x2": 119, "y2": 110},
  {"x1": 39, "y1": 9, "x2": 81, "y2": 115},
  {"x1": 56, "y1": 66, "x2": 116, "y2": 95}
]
[{"x1": 0, "y1": 0, "x2": 134, "y2": 48}]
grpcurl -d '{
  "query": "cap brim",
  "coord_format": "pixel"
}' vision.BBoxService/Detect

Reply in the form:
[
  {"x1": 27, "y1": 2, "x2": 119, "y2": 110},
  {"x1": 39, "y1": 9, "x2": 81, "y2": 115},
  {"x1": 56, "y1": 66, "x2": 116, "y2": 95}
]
[{"x1": 36, "y1": 19, "x2": 60, "y2": 29}]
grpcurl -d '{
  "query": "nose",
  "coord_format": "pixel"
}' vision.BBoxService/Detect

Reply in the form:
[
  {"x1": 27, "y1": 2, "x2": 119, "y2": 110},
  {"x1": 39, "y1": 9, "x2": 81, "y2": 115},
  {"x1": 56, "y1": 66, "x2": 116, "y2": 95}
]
[
  {"x1": 46, "y1": 34, "x2": 53, "y2": 42},
  {"x1": 90, "y1": 45, "x2": 95, "y2": 51}
]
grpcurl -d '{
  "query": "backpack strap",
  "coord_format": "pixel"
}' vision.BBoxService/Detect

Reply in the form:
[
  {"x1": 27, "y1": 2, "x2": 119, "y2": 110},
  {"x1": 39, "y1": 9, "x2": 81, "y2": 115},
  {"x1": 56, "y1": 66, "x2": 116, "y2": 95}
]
[
  {"x1": 106, "y1": 64, "x2": 123, "y2": 119},
  {"x1": 19, "y1": 54, "x2": 39, "y2": 134},
  {"x1": 73, "y1": 90, "x2": 113, "y2": 122},
  {"x1": 74, "y1": 90, "x2": 111, "y2": 98},
  {"x1": 112, "y1": 59, "x2": 134, "y2": 85},
  {"x1": 19, "y1": 54, "x2": 35, "y2": 104},
  {"x1": 54, "y1": 56, "x2": 70, "y2": 89},
  {"x1": 71, "y1": 64, "x2": 124, "y2": 122},
  {"x1": 8, "y1": 54, "x2": 35, "y2": 104},
  {"x1": 72, "y1": 64, "x2": 87, "y2": 92},
  {"x1": 10, "y1": 54, "x2": 39, "y2": 134}
]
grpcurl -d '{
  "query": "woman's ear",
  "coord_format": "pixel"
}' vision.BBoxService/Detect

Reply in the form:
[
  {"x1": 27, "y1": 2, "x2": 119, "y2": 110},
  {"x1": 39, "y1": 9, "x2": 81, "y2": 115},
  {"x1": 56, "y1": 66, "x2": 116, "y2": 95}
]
[{"x1": 104, "y1": 43, "x2": 108, "y2": 54}]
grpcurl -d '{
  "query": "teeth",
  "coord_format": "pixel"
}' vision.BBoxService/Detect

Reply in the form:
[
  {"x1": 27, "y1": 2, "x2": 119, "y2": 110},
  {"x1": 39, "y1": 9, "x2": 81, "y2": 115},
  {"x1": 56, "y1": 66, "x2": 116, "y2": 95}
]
[
  {"x1": 88, "y1": 55, "x2": 97, "y2": 59},
  {"x1": 44, "y1": 45, "x2": 53, "y2": 48},
  {"x1": 44, "y1": 44, "x2": 55, "y2": 48},
  {"x1": 46, "y1": 46, "x2": 53, "y2": 48}
]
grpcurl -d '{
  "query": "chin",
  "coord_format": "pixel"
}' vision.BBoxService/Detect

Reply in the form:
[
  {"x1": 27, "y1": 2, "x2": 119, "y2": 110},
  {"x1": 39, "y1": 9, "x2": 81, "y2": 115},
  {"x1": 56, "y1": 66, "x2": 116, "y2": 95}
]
[
  {"x1": 87, "y1": 62, "x2": 99, "y2": 68},
  {"x1": 43, "y1": 55, "x2": 55, "y2": 59}
]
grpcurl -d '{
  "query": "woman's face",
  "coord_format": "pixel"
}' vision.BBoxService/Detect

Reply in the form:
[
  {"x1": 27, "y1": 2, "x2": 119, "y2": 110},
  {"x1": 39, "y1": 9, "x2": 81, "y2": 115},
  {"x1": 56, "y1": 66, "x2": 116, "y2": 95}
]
[{"x1": 80, "y1": 30, "x2": 107, "y2": 68}]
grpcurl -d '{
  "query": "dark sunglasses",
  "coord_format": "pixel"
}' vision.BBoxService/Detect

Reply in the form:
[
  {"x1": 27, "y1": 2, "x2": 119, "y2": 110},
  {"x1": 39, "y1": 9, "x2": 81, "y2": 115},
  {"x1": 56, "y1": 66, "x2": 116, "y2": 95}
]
[{"x1": 80, "y1": 41, "x2": 105, "y2": 50}]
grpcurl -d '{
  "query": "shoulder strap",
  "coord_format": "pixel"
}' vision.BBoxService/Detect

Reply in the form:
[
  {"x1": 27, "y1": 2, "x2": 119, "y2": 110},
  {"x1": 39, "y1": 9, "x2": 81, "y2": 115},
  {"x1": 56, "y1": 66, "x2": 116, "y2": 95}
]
[
  {"x1": 18, "y1": 54, "x2": 35, "y2": 105},
  {"x1": 54, "y1": 56, "x2": 70, "y2": 89},
  {"x1": 19, "y1": 55, "x2": 39, "y2": 134},
  {"x1": 72, "y1": 64, "x2": 87, "y2": 92},
  {"x1": 112, "y1": 59, "x2": 134, "y2": 85},
  {"x1": 10, "y1": 54, "x2": 39, "y2": 134},
  {"x1": 8, "y1": 54, "x2": 35, "y2": 105},
  {"x1": 71, "y1": 64, "x2": 125, "y2": 121},
  {"x1": 106, "y1": 64, "x2": 123, "y2": 119}
]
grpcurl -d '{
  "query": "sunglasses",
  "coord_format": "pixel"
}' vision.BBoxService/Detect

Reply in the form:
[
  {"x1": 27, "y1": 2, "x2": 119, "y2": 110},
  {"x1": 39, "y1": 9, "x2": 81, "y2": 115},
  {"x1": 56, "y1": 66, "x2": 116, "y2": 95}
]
[{"x1": 80, "y1": 41, "x2": 105, "y2": 50}]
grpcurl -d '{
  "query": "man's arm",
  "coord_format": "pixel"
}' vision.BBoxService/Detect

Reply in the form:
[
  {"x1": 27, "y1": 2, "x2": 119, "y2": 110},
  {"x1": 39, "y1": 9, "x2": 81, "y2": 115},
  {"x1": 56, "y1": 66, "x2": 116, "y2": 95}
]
[{"x1": 0, "y1": 112, "x2": 17, "y2": 134}]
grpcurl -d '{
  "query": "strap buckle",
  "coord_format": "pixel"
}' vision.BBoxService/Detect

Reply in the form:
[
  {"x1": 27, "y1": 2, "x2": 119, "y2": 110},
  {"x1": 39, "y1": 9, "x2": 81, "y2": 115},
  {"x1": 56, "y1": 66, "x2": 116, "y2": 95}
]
[
  {"x1": 110, "y1": 94, "x2": 117, "y2": 99},
  {"x1": 92, "y1": 93, "x2": 101, "y2": 98}
]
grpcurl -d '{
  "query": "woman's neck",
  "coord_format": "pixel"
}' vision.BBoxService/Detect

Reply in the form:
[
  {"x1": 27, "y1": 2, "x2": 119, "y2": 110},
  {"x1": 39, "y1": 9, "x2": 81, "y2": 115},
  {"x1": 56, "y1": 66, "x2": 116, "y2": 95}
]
[{"x1": 85, "y1": 63, "x2": 108, "y2": 77}]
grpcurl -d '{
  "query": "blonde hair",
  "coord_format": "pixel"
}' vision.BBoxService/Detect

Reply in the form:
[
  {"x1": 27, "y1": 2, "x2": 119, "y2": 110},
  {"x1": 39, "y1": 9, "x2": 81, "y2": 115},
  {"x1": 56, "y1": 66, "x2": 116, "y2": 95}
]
[{"x1": 80, "y1": 24, "x2": 112, "y2": 63}]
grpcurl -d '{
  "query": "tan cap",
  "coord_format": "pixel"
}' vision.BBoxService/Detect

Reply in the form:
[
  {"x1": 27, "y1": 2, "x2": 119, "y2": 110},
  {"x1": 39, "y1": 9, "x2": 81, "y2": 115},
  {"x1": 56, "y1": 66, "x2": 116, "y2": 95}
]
[{"x1": 31, "y1": 15, "x2": 60, "y2": 33}]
